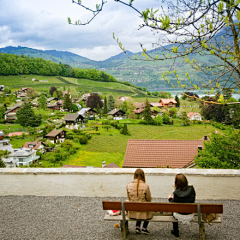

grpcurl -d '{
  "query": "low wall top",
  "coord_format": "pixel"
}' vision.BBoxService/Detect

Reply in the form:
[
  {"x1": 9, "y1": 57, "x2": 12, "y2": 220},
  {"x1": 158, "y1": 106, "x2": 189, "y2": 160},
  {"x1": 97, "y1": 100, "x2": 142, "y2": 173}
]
[{"x1": 0, "y1": 168, "x2": 240, "y2": 177}]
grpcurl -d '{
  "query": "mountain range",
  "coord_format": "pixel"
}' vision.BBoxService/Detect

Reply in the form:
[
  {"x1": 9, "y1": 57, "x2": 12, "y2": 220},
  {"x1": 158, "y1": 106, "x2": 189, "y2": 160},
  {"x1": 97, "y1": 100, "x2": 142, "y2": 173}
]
[{"x1": 0, "y1": 41, "x2": 223, "y2": 90}]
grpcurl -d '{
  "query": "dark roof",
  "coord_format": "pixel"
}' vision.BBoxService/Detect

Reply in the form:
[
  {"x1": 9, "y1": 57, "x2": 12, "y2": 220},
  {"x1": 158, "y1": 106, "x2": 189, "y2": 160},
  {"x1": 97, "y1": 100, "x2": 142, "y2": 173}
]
[
  {"x1": 108, "y1": 109, "x2": 126, "y2": 115},
  {"x1": 64, "y1": 114, "x2": 83, "y2": 121},
  {"x1": 123, "y1": 139, "x2": 204, "y2": 168},
  {"x1": 45, "y1": 129, "x2": 65, "y2": 138}
]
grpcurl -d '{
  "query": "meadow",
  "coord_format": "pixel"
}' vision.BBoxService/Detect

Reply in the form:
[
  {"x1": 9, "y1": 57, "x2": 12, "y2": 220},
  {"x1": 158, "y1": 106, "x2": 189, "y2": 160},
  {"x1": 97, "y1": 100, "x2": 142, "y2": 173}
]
[
  {"x1": 0, "y1": 75, "x2": 145, "y2": 98},
  {"x1": 64, "y1": 121, "x2": 219, "y2": 167}
]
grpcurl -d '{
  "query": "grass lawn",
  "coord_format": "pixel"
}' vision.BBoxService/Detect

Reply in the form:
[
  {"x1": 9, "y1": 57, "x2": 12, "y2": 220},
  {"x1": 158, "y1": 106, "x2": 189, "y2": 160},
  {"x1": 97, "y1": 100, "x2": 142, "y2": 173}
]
[
  {"x1": 64, "y1": 151, "x2": 124, "y2": 167},
  {"x1": 63, "y1": 121, "x2": 220, "y2": 167}
]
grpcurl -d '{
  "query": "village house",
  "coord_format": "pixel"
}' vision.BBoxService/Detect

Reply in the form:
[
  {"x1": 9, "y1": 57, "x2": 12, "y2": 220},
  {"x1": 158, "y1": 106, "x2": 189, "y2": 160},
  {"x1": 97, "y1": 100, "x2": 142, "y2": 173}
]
[
  {"x1": 4, "y1": 102, "x2": 22, "y2": 123},
  {"x1": 4, "y1": 148, "x2": 39, "y2": 167},
  {"x1": 81, "y1": 93, "x2": 90, "y2": 105},
  {"x1": 135, "y1": 102, "x2": 145, "y2": 109},
  {"x1": 159, "y1": 98, "x2": 177, "y2": 108},
  {"x1": 133, "y1": 108, "x2": 145, "y2": 117},
  {"x1": 47, "y1": 100, "x2": 64, "y2": 111},
  {"x1": 45, "y1": 129, "x2": 66, "y2": 143},
  {"x1": 46, "y1": 97, "x2": 57, "y2": 103},
  {"x1": 108, "y1": 109, "x2": 126, "y2": 120},
  {"x1": 188, "y1": 112, "x2": 203, "y2": 121},
  {"x1": 62, "y1": 91, "x2": 71, "y2": 98},
  {"x1": 150, "y1": 102, "x2": 163, "y2": 108},
  {"x1": 0, "y1": 131, "x2": 13, "y2": 153},
  {"x1": 64, "y1": 114, "x2": 84, "y2": 128},
  {"x1": 23, "y1": 141, "x2": 45, "y2": 152},
  {"x1": 78, "y1": 108, "x2": 96, "y2": 119},
  {"x1": 118, "y1": 96, "x2": 130, "y2": 102},
  {"x1": 123, "y1": 139, "x2": 204, "y2": 168}
]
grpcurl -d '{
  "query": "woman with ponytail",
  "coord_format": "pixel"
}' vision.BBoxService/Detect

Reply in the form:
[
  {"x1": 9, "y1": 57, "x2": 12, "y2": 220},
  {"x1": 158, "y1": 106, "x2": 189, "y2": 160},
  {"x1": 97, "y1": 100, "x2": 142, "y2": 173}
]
[{"x1": 126, "y1": 169, "x2": 153, "y2": 235}]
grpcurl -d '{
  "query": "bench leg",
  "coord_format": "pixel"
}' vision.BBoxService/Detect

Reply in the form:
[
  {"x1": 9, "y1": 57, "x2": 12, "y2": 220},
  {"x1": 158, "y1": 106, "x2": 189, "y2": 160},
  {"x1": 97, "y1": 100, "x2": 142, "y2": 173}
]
[
  {"x1": 199, "y1": 223, "x2": 205, "y2": 240},
  {"x1": 120, "y1": 220, "x2": 129, "y2": 240}
]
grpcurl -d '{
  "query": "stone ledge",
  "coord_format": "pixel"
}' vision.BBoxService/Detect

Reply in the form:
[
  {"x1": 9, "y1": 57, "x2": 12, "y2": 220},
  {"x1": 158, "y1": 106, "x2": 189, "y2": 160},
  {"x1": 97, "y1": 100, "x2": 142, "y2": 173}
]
[{"x1": 0, "y1": 168, "x2": 240, "y2": 176}]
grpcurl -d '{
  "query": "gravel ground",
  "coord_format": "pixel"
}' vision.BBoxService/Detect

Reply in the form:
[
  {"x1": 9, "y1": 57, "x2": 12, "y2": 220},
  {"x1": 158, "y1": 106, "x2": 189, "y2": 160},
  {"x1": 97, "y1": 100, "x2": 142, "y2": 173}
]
[{"x1": 0, "y1": 196, "x2": 239, "y2": 240}]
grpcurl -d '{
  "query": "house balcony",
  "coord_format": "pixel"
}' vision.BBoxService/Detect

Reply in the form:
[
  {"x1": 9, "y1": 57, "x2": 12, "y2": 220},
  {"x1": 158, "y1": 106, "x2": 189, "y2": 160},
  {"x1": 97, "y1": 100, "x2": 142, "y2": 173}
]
[
  {"x1": 17, "y1": 155, "x2": 40, "y2": 166},
  {"x1": 0, "y1": 168, "x2": 239, "y2": 239}
]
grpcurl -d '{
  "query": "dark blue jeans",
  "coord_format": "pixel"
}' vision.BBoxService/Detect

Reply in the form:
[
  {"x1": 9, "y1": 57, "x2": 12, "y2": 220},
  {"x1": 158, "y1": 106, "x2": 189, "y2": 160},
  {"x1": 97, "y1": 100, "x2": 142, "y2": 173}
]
[{"x1": 136, "y1": 221, "x2": 149, "y2": 229}]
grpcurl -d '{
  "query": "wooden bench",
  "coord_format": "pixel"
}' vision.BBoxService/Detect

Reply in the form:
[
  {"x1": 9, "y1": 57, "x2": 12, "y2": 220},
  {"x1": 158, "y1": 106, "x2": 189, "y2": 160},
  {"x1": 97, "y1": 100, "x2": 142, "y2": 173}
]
[{"x1": 102, "y1": 201, "x2": 223, "y2": 240}]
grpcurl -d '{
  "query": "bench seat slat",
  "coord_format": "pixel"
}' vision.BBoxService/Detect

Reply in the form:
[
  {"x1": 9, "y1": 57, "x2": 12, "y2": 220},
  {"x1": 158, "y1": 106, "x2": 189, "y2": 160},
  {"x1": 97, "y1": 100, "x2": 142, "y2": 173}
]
[
  {"x1": 104, "y1": 214, "x2": 222, "y2": 223},
  {"x1": 102, "y1": 201, "x2": 223, "y2": 214}
]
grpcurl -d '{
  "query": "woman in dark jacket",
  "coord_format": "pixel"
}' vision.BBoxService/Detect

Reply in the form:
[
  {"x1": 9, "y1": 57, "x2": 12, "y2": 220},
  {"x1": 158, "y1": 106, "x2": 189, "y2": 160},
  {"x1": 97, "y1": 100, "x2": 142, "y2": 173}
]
[{"x1": 168, "y1": 173, "x2": 196, "y2": 237}]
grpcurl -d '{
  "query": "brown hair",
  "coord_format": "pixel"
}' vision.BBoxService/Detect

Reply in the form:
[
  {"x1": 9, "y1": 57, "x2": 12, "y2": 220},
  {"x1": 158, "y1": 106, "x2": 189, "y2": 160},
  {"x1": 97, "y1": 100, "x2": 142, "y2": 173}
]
[
  {"x1": 175, "y1": 173, "x2": 188, "y2": 190},
  {"x1": 134, "y1": 169, "x2": 146, "y2": 196}
]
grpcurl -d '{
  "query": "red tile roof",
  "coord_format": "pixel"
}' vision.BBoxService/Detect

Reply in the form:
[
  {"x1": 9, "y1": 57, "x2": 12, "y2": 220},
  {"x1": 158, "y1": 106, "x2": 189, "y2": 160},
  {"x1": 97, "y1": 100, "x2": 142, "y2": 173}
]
[
  {"x1": 159, "y1": 98, "x2": 177, "y2": 104},
  {"x1": 23, "y1": 141, "x2": 42, "y2": 150},
  {"x1": 135, "y1": 102, "x2": 145, "y2": 109},
  {"x1": 104, "y1": 162, "x2": 120, "y2": 168},
  {"x1": 187, "y1": 112, "x2": 201, "y2": 118},
  {"x1": 123, "y1": 139, "x2": 204, "y2": 168},
  {"x1": 7, "y1": 132, "x2": 29, "y2": 137},
  {"x1": 134, "y1": 108, "x2": 144, "y2": 114}
]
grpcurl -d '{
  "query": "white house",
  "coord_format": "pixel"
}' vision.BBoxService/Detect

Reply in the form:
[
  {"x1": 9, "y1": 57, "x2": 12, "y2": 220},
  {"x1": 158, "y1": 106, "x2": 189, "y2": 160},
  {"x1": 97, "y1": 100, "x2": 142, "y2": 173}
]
[
  {"x1": 0, "y1": 131, "x2": 13, "y2": 153},
  {"x1": 187, "y1": 112, "x2": 202, "y2": 121},
  {"x1": 4, "y1": 148, "x2": 39, "y2": 167}
]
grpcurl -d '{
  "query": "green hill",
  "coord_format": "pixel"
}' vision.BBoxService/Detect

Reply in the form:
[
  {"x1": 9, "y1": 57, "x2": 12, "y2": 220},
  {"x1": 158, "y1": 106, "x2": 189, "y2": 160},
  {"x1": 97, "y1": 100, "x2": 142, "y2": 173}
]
[{"x1": 0, "y1": 75, "x2": 146, "y2": 98}]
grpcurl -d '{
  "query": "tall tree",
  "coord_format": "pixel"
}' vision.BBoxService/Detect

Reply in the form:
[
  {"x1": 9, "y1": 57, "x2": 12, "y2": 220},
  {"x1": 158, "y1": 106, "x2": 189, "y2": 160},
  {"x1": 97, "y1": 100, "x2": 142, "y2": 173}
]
[
  {"x1": 103, "y1": 96, "x2": 108, "y2": 114},
  {"x1": 49, "y1": 86, "x2": 57, "y2": 96},
  {"x1": 107, "y1": 95, "x2": 115, "y2": 112},
  {"x1": 63, "y1": 93, "x2": 72, "y2": 111},
  {"x1": 16, "y1": 102, "x2": 42, "y2": 127},
  {"x1": 143, "y1": 98, "x2": 154, "y2": 124},
  {"x1": 175, "y1": 95, "x2": 180, "y2": 108},
  {"x1": 87, "y1": 93, "x2": 103, "y2": 109},
  {"x1": 38, "y1": 93, "x2": 47, "y2": 110}
]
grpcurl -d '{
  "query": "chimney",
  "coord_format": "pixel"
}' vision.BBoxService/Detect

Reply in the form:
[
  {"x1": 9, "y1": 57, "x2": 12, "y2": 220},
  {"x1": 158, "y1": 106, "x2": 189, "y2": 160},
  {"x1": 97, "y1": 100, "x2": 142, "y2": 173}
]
[
  {"x1": 198, "y1": 146, "x2": 203, "y2": 157},
  {"x1": 102, "y1": 161, "x2": 106, "y2": 168},
  {"x1": 204, "y1": 135, "x2": 208, "y2": 140}
]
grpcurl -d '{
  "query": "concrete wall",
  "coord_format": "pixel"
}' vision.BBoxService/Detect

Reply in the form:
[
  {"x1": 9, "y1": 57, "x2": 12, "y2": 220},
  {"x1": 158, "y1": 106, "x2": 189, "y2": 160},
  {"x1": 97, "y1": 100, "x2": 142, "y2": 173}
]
[{"x1": 0, "y1": 168, "x2": 240, "y2": 200}]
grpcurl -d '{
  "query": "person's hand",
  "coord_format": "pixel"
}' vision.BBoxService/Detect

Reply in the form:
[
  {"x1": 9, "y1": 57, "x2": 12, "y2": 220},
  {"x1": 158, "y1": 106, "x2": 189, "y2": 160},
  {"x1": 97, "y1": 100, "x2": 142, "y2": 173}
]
[{"x1": 168, "y1": 194, "x2": 173, "y2": 199}]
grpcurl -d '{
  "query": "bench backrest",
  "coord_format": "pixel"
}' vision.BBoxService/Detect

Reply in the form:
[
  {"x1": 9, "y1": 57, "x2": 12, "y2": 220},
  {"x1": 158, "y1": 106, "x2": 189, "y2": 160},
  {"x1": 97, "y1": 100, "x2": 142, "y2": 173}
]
[{"x1": 102, "y1": 201, "x2": 223, "y2": 214}]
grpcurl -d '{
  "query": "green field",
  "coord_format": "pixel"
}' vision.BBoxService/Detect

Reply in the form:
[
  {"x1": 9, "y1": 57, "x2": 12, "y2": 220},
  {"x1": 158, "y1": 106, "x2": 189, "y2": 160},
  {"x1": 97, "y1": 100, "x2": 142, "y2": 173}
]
[
  {"x1": 0, "y1": 75, "x2": 146, "y2": 98},
  {"x1": 64, "y1": 121, "x2": 220, "y2": 167}
]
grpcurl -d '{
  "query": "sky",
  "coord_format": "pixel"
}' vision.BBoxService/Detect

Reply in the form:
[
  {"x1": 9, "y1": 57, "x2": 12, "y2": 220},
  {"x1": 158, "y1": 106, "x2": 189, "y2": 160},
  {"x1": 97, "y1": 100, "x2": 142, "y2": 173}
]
[{"x1": 0, "y1": 0, "x2": 162, "y2": 61}]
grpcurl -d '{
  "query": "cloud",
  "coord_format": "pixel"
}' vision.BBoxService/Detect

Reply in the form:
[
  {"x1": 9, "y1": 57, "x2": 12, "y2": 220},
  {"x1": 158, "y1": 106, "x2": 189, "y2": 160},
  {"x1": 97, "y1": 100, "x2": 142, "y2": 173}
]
[{"x1": 0, "y1": 0, "x2": 164, "y2": 60}]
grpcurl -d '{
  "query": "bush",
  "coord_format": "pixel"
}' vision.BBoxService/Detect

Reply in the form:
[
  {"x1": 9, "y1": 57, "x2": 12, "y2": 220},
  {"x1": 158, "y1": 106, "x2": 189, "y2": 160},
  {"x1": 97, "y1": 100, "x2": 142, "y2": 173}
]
[
  {"x1": 120, "y1": 124, "x2": 130, "y2": 135},
  {"x1": 65, "y1": 133, "x2": 74, "y2": 140},
  {"x1": 154, "y1": 115, "x2": 163, "y2": 126},
  {"x1": 102, "y1": 120, "x2": 110, "y2": 125},
  {"x1": 107, "y1": 115, "x2": 114, "y2": 120},
  {"x1": 162, "y1": 113, "x2": 171, "y2": 124},
  {"x1": 169, "y1": 107, "x2": 177, "y2": 117},
  {"x1": 79, "y1": 135, "x2": 88, "y2": 144},
  {"x1": 128, "y1": 112, "x2": 137, "y2": 119}
]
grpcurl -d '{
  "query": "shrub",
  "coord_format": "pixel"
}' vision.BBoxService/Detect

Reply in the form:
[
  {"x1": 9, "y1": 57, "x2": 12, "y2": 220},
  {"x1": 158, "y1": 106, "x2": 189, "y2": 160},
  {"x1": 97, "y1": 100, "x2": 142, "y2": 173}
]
[
  {"x1": 162, "y1": 113, "x2": 171, "y2": 124},
  {"x1": 169, "y1": 107, "x2": 177, "y2": 117},
  {"x1": 154, "y1": 115, "x2": 163, "y2": 126},
  {"x1": 120, "y1": 124, "x2": 130, "y2": 135},
  {"x1": 79, "y1": 135, "x2": 88, "y2": 144},
  {"x1": 128, "y1": 112, "x2": 137, "y2": 119},
  {"x1": 107, "y1": 115, "x2": 114, "y2": 120},
  {"x1": 102, "y1": 120, "x2": 110, "y2": 125},
  {"x1": 61, "y1": 140, "x2": 74, "y2": 149}
]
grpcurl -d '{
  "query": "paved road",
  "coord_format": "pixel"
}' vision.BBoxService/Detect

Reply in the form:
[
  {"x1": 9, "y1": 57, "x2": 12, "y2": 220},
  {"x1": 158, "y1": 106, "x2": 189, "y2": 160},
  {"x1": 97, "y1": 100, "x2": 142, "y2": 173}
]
[{"x1": 0, "y1": 196, "x2": 239, "y2": 240}]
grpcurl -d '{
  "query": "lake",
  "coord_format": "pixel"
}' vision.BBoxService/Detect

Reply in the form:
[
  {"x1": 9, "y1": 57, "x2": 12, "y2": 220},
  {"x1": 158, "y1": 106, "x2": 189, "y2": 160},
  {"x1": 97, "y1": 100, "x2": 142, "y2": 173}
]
[{"x1": 152, "y1": 89, "x2": 240, "y2": 100}]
